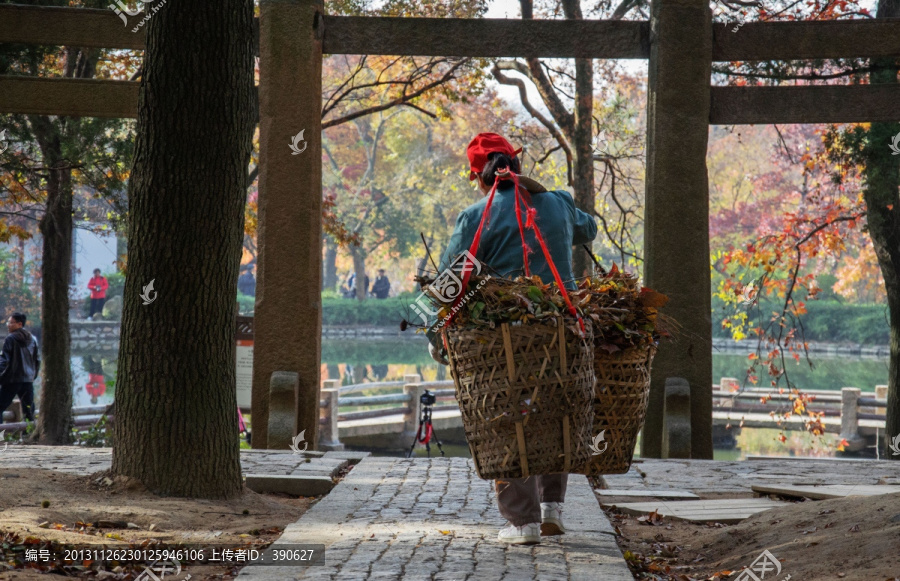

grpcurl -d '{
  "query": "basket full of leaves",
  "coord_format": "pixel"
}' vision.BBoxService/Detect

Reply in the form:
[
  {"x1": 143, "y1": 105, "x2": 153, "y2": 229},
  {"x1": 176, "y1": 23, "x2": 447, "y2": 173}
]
[
  {"x1": 439, "y1": 275, "x2": 596, "y2": 480},
  {"x1": 428, "y1": 171, "x2": 598, "y2": 479},
  {"x1": 576, "y1": 264, "x2": 669, "y2": 475}
]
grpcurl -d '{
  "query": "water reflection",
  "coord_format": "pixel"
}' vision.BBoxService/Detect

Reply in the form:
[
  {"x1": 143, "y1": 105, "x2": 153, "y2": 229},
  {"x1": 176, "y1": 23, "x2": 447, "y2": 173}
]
[{"x1": 35, "y1": 352, "x2": 116, "y2": 409}]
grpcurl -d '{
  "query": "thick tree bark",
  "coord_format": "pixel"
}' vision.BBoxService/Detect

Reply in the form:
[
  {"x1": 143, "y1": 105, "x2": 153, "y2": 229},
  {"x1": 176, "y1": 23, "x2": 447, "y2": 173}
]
[
  {"x1": 561, "y1": 0, "x2": 595, "y2": 280},
  {"x1": 30, "y1": 116, "x2": 73, "y2": 444},
  {"x1": 323, "y1": 236, "x2": 338, "y2": 292},
  {"x1": 352, "y1": 247, "x2": 367, "y2": 301},
  {"x1": 867, "y1": 0, "x2": 900, "y2": 458},
  {"x1": 111, "y1": 0, "x2": 254, "y2": 496}
]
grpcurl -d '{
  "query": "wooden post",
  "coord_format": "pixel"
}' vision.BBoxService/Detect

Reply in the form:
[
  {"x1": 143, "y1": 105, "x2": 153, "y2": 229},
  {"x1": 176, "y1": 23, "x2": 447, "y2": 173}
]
[
  {"x1": 253, "y1": 0, "x2": 324, "y2": 449},
  {"x1": 876, "y1": 384, "x2": 888, "y2": 417},
  {"x1": 319, "y1": 379, "x2": 344, "y2": 451},
  {"x1": 402, "y1": 374, "x2": 423, "y2": 445},
  {"x1": 642, "y1": 0, "x2": 713, "y2": 459},
  {"x1": 840, "y1": 387, "x2": 865, "y2": 452}
]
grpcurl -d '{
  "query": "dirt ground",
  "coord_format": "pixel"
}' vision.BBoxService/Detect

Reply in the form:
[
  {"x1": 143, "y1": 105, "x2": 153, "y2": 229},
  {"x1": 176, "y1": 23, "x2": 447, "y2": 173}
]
[
  {"x1": 0, "y1": 468, "x2": 319, "y2": 580},
  {"x1": 602, "y1": 491, "x2": 900, "y2": 580}
]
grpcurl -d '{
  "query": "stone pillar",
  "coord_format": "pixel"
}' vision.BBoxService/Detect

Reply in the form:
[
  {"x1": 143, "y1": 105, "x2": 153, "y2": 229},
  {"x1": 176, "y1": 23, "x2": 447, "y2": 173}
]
[
  {"x1": 253, "y1": 0, "x2": 324, "y2": 449},
  {"x1": 840, "y1": 387, "x2": 865, "y2": 451},
  {"x1": 402, "y1": 374, "x2": 423, "y2": 445},
  {"x1": 319, "y1": 379, "x2": 344, "y2": 451},
  {"x1": 642, "y1": 0, "x2": 713, "y2": 459},
  {"x1": 268, "y1": 371, "x2": 299, "y2": 450},
  {"x1": 662, "y1": 377, "x2": 692, "y2": 459}
]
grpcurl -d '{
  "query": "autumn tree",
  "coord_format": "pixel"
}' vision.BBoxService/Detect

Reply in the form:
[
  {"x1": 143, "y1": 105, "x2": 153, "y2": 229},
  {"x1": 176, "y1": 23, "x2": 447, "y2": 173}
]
[
  {"x1": 491, "y1": 0, "x2": 648, "y2": 279},
  {"x1": 110, "y1": 0, "x2": 254, "y2": 496},
  {"x1": 712, "y1": 0, "x2": 900, "y2": 456},
  {"x1": 0, "y1": 0, "x2": 133, "y2": 444}
]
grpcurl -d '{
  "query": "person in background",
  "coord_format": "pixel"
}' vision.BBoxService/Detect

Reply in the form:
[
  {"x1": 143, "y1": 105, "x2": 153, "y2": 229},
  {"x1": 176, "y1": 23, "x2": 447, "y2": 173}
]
[
  {"x1": 0, "y1": 313, "x2": 40, "y2": 422},
  {"x1": 85, "y1": 356, "x2": 106, "y2": 405},
  {"x1": 427, "y1": 132, "x2": 598, "y2": 546},
  {"x1": 238, "y1": 266, "x2": 256, "y2": 297},
  {"x1": 347, "y1": 272, "x2": 369, "y2": 298},
  {"x1": 371, "y1": 269, "x2": 391, "y2": 299},
  {"x1": 87, "y1": 268, "x2": 109, "y2": 319},
  {"x1": 340, "y1": 272, "x2": 355, "y2": 298}
]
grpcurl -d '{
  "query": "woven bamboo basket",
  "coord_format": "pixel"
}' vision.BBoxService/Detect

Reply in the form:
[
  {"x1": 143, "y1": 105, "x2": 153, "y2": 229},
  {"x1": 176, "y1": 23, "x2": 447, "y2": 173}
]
[
  {"x1": 445, "y1": 317, "x2": 596, "y2": 479},
  {"x1": 584, "y1": 344, "x2": 656, "y2": 475}
]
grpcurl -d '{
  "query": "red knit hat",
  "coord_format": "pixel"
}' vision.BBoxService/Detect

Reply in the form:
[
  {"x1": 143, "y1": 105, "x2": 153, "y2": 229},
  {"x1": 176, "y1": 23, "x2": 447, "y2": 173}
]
[{"x1": 466, "y1": 133, "x2": 523, "y2": 181}]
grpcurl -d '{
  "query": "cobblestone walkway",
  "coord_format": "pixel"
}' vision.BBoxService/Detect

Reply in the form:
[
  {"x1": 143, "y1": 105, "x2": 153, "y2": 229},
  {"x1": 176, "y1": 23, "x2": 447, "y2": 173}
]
[
  {"x1": 1, "y1": 447, "x2": 633, "y2": 580},
  {"x1": 0, "y1": 446, "x2": 364, "y2": 478},
  {"x1": 237, "y1": 457, "x2": 633, "y2": 581},
  {"x1": 602, "y1": 457, "x2": 900, "y2": 494}
]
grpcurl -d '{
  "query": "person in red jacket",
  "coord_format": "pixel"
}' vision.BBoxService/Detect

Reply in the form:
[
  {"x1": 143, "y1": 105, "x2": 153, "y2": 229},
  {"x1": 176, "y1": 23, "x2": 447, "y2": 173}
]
[
  {"x1": 85, "y1": 373, "x2": 106, "y2": 404},
  {"x1": 87, "y1": 269, "x2": 109, "y2": 319}
]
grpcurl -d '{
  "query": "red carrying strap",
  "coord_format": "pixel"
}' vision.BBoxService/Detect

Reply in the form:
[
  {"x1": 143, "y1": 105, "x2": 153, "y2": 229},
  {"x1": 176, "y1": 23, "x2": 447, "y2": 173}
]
[{"x1": 445, "y1": 168, "x2": 585, "y2": 337}]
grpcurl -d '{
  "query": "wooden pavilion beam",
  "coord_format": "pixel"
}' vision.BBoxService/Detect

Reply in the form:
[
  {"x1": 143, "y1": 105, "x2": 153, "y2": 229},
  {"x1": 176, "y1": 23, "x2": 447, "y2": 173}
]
[
  {"x1": 0, "y1": 4, "x2": 258, "y2": 54},
  {"x1": 712, "y1": 19, "x2": 900, "y2": 61},
  {"x1": 0, "y1": 75, "x2": 260, "y2": 121},
  {"x1": 0, "y1": 76, "x2": 139, "y2": 118},
  {"x1": 320, "y1": 16, "x2": 650, "y2": 58},
  {"x1": 710, "y1": 84, "x2": 900, "y2": 124},
  {"x1": 3, "y1": 4, "x2": 899, "y2": 61}
]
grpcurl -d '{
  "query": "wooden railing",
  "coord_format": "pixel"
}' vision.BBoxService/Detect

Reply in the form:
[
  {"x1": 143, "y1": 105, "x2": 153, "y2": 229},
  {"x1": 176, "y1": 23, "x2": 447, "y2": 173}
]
[{"x1": 317, "y1": 375, "x2": 890, "y2": 451}]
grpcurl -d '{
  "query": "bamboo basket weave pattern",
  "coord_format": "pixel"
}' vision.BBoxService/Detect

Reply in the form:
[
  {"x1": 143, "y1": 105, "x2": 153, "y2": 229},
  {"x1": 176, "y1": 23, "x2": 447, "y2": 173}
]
[
  {"x1": 446, "y1": 318, "x2": 595, "y2": 480},
  {"x1": 586, "y1": 345, "x2": 656, "y2": 475}
]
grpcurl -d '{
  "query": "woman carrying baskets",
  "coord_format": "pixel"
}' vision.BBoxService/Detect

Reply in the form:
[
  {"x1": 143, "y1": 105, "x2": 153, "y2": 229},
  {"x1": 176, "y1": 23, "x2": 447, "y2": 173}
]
[{"x1": 426, "y1": 133, "x2": 598, "y2": 545}]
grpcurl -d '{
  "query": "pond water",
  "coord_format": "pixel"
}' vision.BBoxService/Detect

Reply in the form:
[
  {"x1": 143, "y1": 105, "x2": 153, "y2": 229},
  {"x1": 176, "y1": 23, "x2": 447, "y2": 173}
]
[{"x1": 39, "y1": 337, "x2": 888, "y2": 459}]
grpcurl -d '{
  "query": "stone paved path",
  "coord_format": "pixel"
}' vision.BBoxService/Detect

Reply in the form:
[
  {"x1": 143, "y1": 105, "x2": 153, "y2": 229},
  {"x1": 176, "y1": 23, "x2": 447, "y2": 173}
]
[
  {"x1": 601, "y1": 457, "x2": 900, "y2": 494},
  {"x1": 237, "y1": 457, "x2": 632, "y2": 581},
  {"x1": 0, "y1": 446, "x2": 364, "y2": 478},
  {"x1": 0, "y1": 447, "x2": 634, "y2": 580}
]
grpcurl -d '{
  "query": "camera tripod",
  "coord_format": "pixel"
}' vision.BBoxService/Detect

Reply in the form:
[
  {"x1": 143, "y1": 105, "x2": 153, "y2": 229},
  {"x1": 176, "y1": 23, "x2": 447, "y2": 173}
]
[{"x1": 406, "y1": 390, "x2": 446, "y2": 458}]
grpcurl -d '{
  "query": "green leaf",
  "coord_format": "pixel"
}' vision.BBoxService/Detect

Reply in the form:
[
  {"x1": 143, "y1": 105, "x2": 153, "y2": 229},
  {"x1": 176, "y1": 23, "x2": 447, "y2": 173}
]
[{"x1": 527, "y1": 286, "x2": 543, "y2": 302}]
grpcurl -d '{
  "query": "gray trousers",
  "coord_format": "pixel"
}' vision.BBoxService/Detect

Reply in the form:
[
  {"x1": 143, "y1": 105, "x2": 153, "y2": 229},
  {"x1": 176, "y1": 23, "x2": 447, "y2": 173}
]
[{"x1": 495, "y1": 473, "x2": 568, "y2": 526}]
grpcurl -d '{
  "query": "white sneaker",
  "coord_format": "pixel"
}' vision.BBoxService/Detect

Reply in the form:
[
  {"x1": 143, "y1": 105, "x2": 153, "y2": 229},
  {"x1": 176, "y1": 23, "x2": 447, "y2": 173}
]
[
  {"x1": 540, "y1": 502, "x2": 565, "y2": 536},
  {"x1": 497, "y1": 522, "x2": 541, "y2": 545}
]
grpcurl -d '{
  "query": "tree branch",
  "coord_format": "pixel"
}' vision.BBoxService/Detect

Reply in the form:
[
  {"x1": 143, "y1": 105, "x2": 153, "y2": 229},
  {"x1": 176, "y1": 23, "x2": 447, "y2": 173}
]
[{"x1": 490, "y1": 64, "x2": 574, "y2": 185}]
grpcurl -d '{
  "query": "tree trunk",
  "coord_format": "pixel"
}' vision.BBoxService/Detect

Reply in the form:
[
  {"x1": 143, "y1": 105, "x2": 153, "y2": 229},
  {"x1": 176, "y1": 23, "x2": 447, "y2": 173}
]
[
  {"x1": 111, "y1": 0, "x2": 254, "y2": 496},
  {"x1": 323, "y1": 236, "x2": 338, "y2": 291},
  {"x1": 571, "y1": 57, "x2": 594, "y2": 279},
  {"x1": 352, "y1": 247, "x2": 367, "y2": 301},
  {"x1": 560, "y1": 0, "x2": 594, "y2": 280},
  {"x1": 31, "y1": 122, "x2": 73, "y2": 444},
  {"x1": 867, "y1": 0, "x2": 900, "y2": 457}
]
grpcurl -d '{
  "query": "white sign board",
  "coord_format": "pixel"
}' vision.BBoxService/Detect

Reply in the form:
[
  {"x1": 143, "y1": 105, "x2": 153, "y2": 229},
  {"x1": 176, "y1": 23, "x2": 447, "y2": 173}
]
[{"x1": 236, "y1": 339, "x2": 253, "y2": 409}]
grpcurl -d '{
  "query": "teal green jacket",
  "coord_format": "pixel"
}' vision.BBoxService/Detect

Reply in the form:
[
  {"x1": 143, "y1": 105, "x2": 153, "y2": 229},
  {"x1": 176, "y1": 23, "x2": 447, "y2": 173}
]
[{"x1": 425, "y1": 182, "x2": 597, "y2": 348}]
